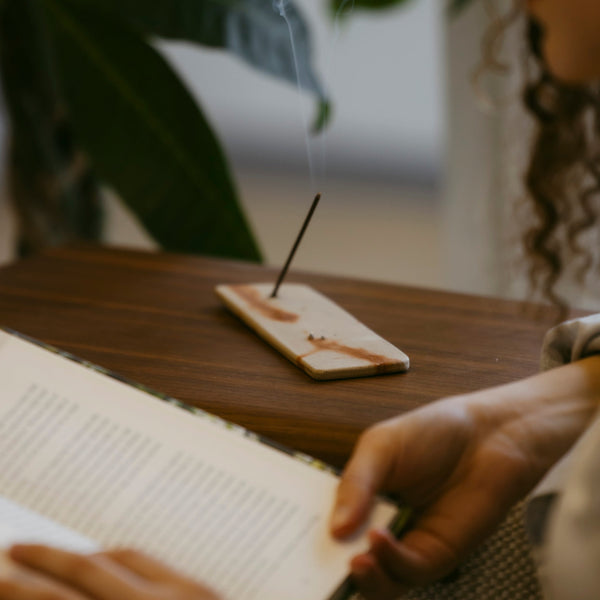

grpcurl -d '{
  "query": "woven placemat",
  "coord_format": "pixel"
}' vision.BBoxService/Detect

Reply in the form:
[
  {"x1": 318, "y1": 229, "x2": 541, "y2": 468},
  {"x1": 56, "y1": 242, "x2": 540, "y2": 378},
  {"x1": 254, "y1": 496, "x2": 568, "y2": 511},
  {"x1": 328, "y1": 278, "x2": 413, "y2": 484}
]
[{"x1": 403, "y1": 501, "x2": 542, "y2": 600}]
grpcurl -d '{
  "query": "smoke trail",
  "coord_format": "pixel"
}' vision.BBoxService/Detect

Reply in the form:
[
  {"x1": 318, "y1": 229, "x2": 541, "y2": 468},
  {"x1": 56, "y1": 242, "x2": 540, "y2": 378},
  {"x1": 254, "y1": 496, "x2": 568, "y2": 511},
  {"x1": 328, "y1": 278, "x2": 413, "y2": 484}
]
[
  {"x1": 332, "y1": 0, "x2": 355, "y2": 42},
  {"x1": 319, "y1": 0, "x2": 355, "y2": 183},
  {"x1": 273, "y1": 0, "x2": 356, "y2": 191},
  {"x1": 273, "y1": 0, "x2": 317, "y2": 191}
]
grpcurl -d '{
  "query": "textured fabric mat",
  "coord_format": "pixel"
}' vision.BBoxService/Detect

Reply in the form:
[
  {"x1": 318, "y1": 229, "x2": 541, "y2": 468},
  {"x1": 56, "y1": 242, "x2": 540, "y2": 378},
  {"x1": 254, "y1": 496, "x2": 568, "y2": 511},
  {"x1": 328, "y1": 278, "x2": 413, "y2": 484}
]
[{"x1": 355, "y1": 501, "x2": 543, "y2": 600}]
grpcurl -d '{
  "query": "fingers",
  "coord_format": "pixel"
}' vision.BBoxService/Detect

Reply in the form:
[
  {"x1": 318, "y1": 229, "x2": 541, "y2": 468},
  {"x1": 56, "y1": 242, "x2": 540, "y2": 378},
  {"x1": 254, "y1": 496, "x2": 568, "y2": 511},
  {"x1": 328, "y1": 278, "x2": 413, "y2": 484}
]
[
  {"x1": 104, "y1": 549, "x2": 220, "y2": 600},
  {"x1": 351, "y1": 482, "x2": 514, "y2": 596},
  {"x1": 330, "y1": 425, "x2": 396, "y2": 537},
  {"x1": 350, "y1": 526, "x2": 462, "y2": 598},
  {"x1": 0, "y1": 580, "x2": 83, "y2": 599},
  {"x1": 6, "y1": 546, "x2": 223, "y2": 600},
  {"x1": 8, "y1": 545, "x2": 143, "y2": 600},
  {"x1": 0, "y1": 566, "x2": 88, "y2": 600},
  {"x1": 350, "y1": 551, "x2": 408, "y2": 600},
  {"x1": 366, "y1": 527, "x2": 456, "y2": 586},
  {"x1": 104, "y1": 548, "x2": 183, "y2": 582},
  {"x1": 395, "y1": 477, "x2": 514, "y2": 582},
  {"x1": 369, "y1": 524, "x2": 461, "y2": 586},
  {"x1": 348, "y1": 528, "x2": 456, "y2": 600}
]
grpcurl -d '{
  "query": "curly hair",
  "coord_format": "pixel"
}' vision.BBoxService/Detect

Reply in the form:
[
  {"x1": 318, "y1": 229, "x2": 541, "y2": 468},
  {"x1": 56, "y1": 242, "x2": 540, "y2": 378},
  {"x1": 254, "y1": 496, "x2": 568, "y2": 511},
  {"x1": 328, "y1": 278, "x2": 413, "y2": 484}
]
[
  {"x1": 477, "y1": 2, "x2": 600, "y2": 315},
  {"x1": 522, "y1": 18, "x2": 600, "y2": 314}
]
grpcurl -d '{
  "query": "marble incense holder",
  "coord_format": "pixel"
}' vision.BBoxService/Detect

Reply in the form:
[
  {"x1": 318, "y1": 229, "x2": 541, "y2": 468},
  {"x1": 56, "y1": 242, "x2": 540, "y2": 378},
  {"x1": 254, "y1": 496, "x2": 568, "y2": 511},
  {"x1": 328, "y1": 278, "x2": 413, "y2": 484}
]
[{"x1": 216, "y1": 283, "x2": 410, "y2": 381}]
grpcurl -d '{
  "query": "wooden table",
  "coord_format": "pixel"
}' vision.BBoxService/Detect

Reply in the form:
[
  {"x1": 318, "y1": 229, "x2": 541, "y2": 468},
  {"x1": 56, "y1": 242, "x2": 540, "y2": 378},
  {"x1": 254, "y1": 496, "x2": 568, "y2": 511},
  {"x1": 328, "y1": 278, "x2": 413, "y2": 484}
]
[{"x1": 0, "y1": 245, "x2": 582, "y2": 469}]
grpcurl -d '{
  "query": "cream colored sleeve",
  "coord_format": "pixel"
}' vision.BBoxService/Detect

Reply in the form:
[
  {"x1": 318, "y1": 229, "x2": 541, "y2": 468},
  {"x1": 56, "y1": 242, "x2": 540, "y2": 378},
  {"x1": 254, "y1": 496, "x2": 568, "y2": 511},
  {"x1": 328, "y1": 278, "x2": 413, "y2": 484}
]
[
  {"x1": 531, "y1": 313, "x2": 600, "y2": 600},
  {"x1": 540, "y1": 313, "x2": 600, "y2": 371},
  {"x1": 544, "y1": 415, "x2": 600, "y2": 600}
]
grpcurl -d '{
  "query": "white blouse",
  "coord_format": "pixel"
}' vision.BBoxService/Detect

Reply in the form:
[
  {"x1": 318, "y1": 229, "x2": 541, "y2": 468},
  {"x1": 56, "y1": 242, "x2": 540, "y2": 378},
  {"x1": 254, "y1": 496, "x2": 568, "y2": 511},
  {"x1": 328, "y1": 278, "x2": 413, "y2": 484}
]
[{"x1": 535, "y1": 314, "x2": 600, "y2": 600}]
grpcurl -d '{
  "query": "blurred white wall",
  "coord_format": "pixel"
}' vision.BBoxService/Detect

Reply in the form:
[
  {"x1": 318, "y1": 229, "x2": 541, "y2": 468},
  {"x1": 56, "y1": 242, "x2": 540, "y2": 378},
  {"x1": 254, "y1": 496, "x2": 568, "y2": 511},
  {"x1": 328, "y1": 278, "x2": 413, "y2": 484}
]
[
  {"x1": 159, "y1": 0, "x2": 444, "y2": 188},
  {"x1": 151, "y1": 0, "x2": 447, "y2": 288},
  {"x1": 443, "y1": 1, "x2": 505, "y2": 296}
]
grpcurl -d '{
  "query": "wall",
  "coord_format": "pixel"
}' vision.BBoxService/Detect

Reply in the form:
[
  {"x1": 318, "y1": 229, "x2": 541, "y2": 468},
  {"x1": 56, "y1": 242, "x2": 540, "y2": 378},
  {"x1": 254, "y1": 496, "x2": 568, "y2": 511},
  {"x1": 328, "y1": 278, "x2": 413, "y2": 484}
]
[
  {"x1": 153, "y1": 0, "x2": 446, "y2": 287},
  {"x1": 159, "y1": 0, "x2": 444, "y2": 187}
]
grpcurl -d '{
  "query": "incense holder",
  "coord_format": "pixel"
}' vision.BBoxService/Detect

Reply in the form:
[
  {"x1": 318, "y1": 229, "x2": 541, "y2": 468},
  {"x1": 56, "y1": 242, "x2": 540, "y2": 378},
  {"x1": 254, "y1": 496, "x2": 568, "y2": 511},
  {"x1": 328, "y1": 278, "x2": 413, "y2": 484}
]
[{"x1": 216, "y1": 283, "x2": 409, "y2": 381}]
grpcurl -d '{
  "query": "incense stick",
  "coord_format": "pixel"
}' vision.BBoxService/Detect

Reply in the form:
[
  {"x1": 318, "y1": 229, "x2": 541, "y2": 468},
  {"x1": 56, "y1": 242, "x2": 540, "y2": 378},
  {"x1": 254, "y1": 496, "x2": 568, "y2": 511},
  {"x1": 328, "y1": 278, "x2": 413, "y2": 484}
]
[{"x1": 270, "y1": 193, "x2": 321, "y2": 298}]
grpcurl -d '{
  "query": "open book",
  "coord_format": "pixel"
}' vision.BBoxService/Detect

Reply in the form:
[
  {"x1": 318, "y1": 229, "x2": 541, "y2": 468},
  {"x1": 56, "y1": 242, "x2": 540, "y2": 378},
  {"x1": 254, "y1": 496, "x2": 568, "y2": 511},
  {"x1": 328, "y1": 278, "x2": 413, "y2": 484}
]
[{"x1": 0, "y1": 329, "x2": 408, "y2": 600}]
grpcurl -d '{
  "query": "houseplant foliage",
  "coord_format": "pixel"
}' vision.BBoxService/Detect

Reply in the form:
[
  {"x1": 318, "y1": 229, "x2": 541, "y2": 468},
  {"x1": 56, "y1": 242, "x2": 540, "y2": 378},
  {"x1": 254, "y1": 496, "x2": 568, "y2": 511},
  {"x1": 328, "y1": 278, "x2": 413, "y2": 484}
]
[
  {"x1": 332, "y1": 0, "x2": 474, "y2": 14},
  {"x1": 0, "y1": 0, "x2": 328, "y2": 260}
]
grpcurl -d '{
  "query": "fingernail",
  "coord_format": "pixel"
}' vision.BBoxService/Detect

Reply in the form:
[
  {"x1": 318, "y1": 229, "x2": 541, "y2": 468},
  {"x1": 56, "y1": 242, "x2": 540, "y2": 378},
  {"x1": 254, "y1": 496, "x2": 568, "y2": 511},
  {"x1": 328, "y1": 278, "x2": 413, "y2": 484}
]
[
  {"x1": 352, "y1": 562, "x2": 369, "y2": 578},
  {"x1": 350, "y1": 555, "x2": 372, "y2": 577},
  {"x1": 368, "y1": 528, "x2": 387, "y2": 546},
  {"x1": 330, "y1": 504, "x2": 351, "y2": 534}
]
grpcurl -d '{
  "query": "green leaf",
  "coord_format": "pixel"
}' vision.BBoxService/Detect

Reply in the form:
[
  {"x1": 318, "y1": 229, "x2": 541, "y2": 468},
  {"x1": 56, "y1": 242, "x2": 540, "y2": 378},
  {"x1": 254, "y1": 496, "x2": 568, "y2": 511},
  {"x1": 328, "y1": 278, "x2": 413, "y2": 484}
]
[
  {"x1": 330, "y1": 0, "x2": 414, "y2": 16},
  {"x1": 41, "y1": 0, "x2": 262, "y2": 261},
  {"x1": 447, "y1": 0, "x2": 475, "y2": 15},
  {"x1": 67, "y1": 0, "x2": 329, "y2": 123},
  {"x1": 331, "y1": 0, "x2": 475, "y2": 17},
  {"x1": 0, "y1": 0, "x2": 103, "y2": 252},
  {"x1": 312, "y1": 100, "x2": 332, "y2": 134}
]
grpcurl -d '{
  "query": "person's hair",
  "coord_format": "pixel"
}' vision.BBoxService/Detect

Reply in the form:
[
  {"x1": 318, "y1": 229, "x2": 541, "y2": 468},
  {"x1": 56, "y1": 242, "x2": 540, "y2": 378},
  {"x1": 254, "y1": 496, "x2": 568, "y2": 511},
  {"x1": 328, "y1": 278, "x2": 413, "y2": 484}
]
[
  {"x1": 523, "y1": 18, "x2": 600, "y2": 313},
  {"x1": 480, "y1": 3, "x2": 600, "y2": 314}
]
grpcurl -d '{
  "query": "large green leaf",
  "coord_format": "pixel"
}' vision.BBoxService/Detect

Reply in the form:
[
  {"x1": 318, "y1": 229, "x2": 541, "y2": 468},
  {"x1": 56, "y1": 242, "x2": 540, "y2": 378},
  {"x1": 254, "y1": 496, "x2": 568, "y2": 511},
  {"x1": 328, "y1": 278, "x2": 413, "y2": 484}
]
[
  {"x1": 447, "y1": 0, "x2": 475, "y2": 15},
  {"x1": 330, "y1": 0, "x2": 413, "y2": 15},
  {"x1": 0, "y1": 0, "x2": 103, "y2": 254},
  {"x1": 331, "y1": 0, "x2": 474, "y2": 16},
  {"x1": 41, "y1": 0, "x2": 262, "y2": 261},
  {"x1": 68, "y1": 0, "x2": 330, "y2": 130}
]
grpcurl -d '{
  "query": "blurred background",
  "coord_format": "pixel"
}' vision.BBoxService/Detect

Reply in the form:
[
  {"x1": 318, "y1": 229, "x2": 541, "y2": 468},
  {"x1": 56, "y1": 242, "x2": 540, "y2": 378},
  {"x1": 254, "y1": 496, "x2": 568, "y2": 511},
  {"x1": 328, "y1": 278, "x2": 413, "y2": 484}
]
[
  {"x1": 164, "y1": 0, "x2": 445, "y2": 290},
  {"x1": 0, "y1": 0, "x2": 539, "y2": 302}
]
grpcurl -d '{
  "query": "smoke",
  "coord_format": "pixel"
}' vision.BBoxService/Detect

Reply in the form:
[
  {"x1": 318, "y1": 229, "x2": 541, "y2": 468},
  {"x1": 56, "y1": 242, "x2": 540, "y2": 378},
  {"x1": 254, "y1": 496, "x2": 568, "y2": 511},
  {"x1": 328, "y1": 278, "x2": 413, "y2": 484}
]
[
  {"x1": 273, "y1": 0, "x2": 356, "y2": 193},
  {"x1": 273, "y1": 0, "x2": 317, "y2": 191}
]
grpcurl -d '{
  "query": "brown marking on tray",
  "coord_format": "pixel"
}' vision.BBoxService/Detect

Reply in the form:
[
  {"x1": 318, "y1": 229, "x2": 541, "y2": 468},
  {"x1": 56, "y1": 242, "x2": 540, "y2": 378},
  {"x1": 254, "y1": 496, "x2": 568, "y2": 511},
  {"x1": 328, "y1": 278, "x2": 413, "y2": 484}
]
[
  {"x1": 230, "y1": 285, "x2": 299, "y2": 323},
  {"x1": 298, "y1": 338, "x2": 399, "y2": 373}
]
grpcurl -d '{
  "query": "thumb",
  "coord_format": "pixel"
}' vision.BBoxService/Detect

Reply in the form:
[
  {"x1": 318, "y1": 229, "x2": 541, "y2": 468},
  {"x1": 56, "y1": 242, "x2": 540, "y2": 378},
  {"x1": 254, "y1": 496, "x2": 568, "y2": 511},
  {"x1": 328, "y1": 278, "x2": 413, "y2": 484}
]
[{"x1": 330, "y1": 427, "x2": 395, "y2": 538}]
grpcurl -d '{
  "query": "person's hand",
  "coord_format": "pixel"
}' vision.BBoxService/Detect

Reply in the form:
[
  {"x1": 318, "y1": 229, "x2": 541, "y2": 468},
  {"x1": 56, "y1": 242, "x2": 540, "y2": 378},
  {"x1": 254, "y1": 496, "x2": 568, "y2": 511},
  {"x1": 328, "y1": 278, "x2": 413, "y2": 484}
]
[
  {"x1": 330, "y1": 356, "x2": 600, "y2": 599},
  {"x1": 0, "y1": 544, "x2": 222, "y2": 600}
]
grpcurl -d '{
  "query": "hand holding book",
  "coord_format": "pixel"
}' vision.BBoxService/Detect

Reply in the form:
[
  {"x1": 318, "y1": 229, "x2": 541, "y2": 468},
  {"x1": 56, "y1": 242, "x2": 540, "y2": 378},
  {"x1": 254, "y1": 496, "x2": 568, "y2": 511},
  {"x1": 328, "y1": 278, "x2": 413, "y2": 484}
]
[
  {"x1": 330, "y1": 395, "x2": 526, "y2": 599},
  {"x1": 0, "y1": 329, "x2": 402, "y2": 600},
  {"x1": 330, "y1": 357, "x2": 600, "y2": 599},
  {"x1": 4, "y1": 325, "x2": 589, "y2": 600}
]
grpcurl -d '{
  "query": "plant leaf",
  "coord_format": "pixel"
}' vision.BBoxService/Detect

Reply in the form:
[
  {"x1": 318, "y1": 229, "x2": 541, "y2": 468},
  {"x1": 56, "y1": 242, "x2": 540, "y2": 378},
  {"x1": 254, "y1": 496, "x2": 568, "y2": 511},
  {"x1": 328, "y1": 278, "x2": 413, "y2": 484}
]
[
  {"x1": 330, "y1": 0, "x2": 414, "y2": 16},
  {"x1": 0, "y1": 0, "x2": 103, "y2": 253},
  {"x1": 330, "y1": 0, "x2": 475, "y2": 17},
  {"x1": 447, "y1": 0, "x2": 475, "y2": 15},
  {"x1": 67, "y1": 0, "x2": 330, "y2": 129},
  {"x1": 41, "y1": 0, "x2": 262, "y2": 261},
  {"x1": 312, "y1": 100, "x2": 332, "y2": 134}
]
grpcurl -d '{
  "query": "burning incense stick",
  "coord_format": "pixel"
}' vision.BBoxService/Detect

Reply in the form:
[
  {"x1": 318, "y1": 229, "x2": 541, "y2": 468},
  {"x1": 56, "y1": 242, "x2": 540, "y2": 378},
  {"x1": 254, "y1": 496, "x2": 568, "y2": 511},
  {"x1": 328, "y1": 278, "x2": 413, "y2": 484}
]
[{"x1": 270, "y1": 193, "x2": 321, "y2": 298}]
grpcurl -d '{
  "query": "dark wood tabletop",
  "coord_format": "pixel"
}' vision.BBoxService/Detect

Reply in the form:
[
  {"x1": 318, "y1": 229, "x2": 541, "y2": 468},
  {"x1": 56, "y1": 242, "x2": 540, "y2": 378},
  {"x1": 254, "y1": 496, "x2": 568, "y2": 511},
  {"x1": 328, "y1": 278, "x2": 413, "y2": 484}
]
[{"x1": 0, "y1": 245, "x2": 584, "y2": 469}]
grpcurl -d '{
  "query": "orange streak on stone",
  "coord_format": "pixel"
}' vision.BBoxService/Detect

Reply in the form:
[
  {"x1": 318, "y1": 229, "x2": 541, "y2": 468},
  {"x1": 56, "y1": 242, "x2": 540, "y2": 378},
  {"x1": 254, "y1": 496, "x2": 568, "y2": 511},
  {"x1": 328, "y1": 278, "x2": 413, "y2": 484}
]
[
  {"x1": 231, "y1": 285, "x2": 299, "y2": 323},
  {"x1": 298, "y1": 338, "x2": 397, "y2": 373}
]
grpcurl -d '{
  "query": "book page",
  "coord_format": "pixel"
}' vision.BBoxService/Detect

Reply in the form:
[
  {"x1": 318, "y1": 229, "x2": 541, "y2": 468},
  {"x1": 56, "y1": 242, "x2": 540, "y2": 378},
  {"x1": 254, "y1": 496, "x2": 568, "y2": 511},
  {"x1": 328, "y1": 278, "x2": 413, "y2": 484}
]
[
  {"x1": 0, "y1": 495, "x2": 97, "y2": 585},
  {"x1": 0, "y1": 331, "x2": 398, "y2": 600},
  {"x1": 0, "y1": 496, "x2": 97, "y2": 552}
]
